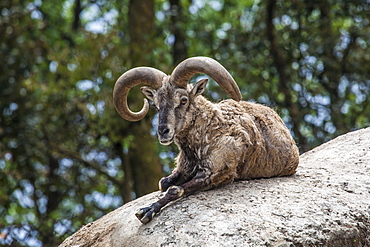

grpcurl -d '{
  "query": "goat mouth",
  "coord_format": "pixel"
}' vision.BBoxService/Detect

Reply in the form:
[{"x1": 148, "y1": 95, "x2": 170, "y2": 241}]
[{"x1": 159, "y1": 137, "x2": 174, "y2": 146}]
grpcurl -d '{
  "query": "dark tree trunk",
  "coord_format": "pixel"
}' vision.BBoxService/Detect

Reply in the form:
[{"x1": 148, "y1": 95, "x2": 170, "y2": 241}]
[
  {"x1": 266, "y1": 0, "x2": 307, "y2": 151},
  {"x1": 128, "y1": 0, "x2": 155, "y2": 66},
  {"x1": 72, "y1": 0, "x2": 82, "y2": 31},
  {"x1": 169, "y1": 0, "x2": 188, "y2": 65},
  {"x1": 124, "y1": 0, "x2": 163, "y2": 198}
]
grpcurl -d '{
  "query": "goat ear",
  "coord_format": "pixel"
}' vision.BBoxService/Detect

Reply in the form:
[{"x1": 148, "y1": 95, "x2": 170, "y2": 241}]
[
  {"x1": 191, "y1": 79, "x2": 208, "y2": 97},
  {"x1": 141, "y1": 86, "x2": 156, "y2": 101}
]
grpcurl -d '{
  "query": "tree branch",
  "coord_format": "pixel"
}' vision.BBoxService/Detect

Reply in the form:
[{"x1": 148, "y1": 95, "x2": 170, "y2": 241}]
[{"x1": 50, "y1": 144, "x2": 122, "y2": 188}]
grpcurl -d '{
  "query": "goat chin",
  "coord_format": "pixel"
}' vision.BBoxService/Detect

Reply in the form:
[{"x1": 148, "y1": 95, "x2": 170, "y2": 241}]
[{"x1": 159, "y1": 138, "x2": 174, "y2": 146}]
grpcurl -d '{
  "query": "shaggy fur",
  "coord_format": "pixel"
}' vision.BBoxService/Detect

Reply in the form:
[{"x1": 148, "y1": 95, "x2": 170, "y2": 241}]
[
  {"x1": 137, "y1": 79, "x2": 299, "y2": 224},
  {"x1": 174, "y1": 96, "x2": 299, "y2": 185},
  {"x1": 113, "y1": 57, "x2": 299, "y2": 224}
]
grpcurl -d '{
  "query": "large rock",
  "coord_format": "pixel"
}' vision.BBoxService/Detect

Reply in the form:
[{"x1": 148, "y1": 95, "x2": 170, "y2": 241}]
[{"x1": 60, "y1": 128, "x2": 370, "y2": 247}]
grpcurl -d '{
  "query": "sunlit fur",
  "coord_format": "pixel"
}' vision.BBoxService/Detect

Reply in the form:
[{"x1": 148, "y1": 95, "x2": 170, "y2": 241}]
[{"x1": 142, "y1": 77, "x2": 299, "y2": 191}]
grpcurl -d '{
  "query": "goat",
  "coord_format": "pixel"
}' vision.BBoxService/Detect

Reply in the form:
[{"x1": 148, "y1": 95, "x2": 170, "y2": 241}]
[{"x1": 113, "y1": 57, "x2": 299, "y2": 224}]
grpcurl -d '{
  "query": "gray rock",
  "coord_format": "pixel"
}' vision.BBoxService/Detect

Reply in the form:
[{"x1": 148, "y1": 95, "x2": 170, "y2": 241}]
[{"x1": 59, "y1": 128, "x2": 370, "y2": 247}]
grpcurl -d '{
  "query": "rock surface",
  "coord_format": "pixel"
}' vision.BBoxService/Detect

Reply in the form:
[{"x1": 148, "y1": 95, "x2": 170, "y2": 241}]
[{"x1": 60, "y1": 128, "x2": 370, "y2": 247}]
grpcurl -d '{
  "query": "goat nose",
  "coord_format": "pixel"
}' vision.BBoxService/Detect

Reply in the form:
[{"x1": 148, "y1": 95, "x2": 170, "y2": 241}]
[{"x1": 158, "y1": 125, "x2": 170, "y2": 136}]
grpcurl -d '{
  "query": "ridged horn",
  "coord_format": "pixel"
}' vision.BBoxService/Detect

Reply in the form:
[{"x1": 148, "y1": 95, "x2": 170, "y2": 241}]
[
  {"x1": 113, "y1": 67, "x2": 167, "y2": 121},
  {"x1": 169, "y1": 56, "x2": 242, "y2": 101}
]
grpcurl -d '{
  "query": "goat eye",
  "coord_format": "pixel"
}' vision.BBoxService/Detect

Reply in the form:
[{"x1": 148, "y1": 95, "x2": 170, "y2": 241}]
[
  {"x1": 152, "y1": 103, "x2": 159, "y2": 111},
  {"x1": 180, "y1": 98, "x2": 188, "y2": 105}
]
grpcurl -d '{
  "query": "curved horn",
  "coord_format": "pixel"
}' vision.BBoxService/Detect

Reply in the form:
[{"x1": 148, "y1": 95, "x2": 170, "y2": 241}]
[
  {"x1": 170, "y1": 56, "x2": 242, "y2": 101},
  {"x1": 113, "y1": 67, "x2": 167, "y2": 121}
]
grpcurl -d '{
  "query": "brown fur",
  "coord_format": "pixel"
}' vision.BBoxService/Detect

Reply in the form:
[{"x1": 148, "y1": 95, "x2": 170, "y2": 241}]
[
  {"x1": 135, "y1": 78, "x2": 299, "y2": 224},
  {"x1": 174, "y1": 96, "x2": 299, "y2": 188}
]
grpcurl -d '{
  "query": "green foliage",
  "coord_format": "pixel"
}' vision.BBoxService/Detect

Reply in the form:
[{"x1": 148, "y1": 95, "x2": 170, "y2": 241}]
[
  {"x1": 174, "y1": 0, "x2": 370, "y2": 149},
  {"x1": 1, "y1": 0, "x2": 369, "y2": 246},
  {"x1": 0, "y1": 0, "x2": 132, "y2": 245}
]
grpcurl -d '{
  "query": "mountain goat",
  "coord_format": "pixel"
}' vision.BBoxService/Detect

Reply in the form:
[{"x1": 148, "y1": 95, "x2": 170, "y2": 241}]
[{"x1": 113, "y1": 57, "x2": 299, "y2": 224}]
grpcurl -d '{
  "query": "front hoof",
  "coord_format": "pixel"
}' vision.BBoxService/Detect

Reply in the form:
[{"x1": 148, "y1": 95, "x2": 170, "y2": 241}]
[
  {"x1": 135, "y1": 205, "x2": 158, "y2": 224},
  {"x1": 140, "y1": 210, "x2": 155, "y2": 224},
  {"x1": 159, "y1": 177, "x2": 172, "y2": 192},
  {"x1": 135, "y1": 207, "x2": 150, "y2": 220}
]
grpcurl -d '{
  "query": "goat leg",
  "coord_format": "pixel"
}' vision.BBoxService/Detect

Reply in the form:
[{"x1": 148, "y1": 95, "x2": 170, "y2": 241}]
[
  {"x1": 135, "y1": 170, "x2": 209, "y2": 224},
  {"x1": 158, "y1": 171, "x2": 181, "y2": 192},
  {"x1": 159, "y1": 170, "x2": 190, "y2": 192},
  {"x1": 135, "y1": 186, "x2": 184, "y2": 224}
]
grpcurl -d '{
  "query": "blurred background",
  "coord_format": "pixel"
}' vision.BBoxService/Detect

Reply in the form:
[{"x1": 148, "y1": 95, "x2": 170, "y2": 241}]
[{"x1": 1, "y1": 0, "x2": 369, "y2": 246}]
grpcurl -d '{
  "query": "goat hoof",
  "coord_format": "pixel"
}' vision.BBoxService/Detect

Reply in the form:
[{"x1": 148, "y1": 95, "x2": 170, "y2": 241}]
[
  {"x1": 135, "y1": 207, "x2": 156, "y2": 224},
  {"x1": 159, "y1": 177, "x2": 172, "y2": 192},
  {"x1": 140, "y1": 210, "x2": 155, "y2": 224},
  {"x1": 135, "y1": 207, "x2": 148, "y2": 219}
]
